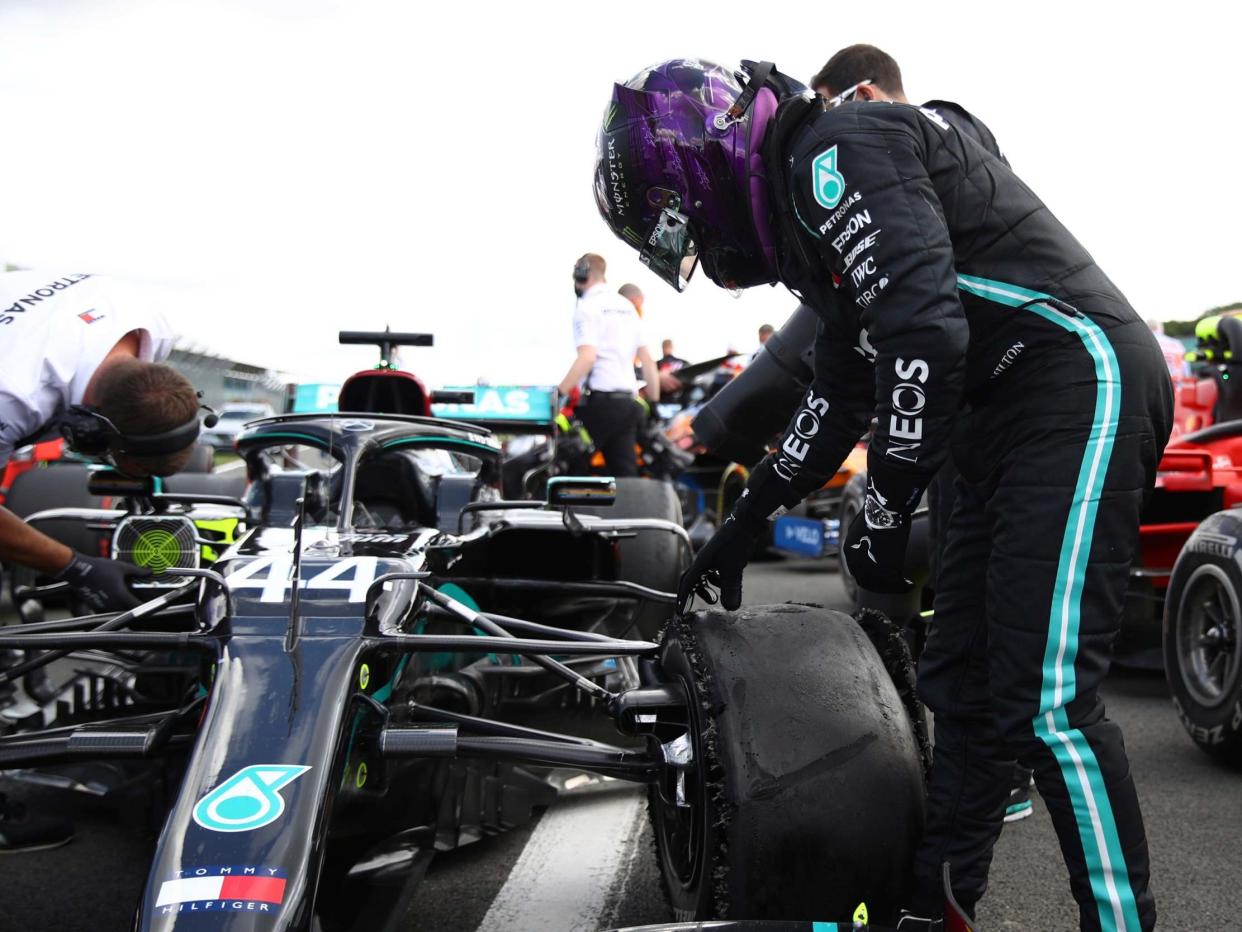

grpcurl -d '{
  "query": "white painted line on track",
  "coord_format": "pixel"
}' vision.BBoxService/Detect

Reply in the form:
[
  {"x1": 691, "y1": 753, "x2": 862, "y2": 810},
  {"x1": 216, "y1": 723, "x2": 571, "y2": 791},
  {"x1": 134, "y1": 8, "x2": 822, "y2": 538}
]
[
  {"x1": 213, "y1": 459, "x2": 247, "y2": 475},
  {"x1": 477, "y1": 783, "x2": 646, "y2": 932}
]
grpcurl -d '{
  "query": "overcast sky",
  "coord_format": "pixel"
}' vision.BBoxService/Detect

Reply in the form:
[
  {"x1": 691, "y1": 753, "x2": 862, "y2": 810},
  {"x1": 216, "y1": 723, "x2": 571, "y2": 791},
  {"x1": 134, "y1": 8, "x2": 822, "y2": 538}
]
[{"x1": 2, "y1": 0, "x2": 1239, "y2": 387}]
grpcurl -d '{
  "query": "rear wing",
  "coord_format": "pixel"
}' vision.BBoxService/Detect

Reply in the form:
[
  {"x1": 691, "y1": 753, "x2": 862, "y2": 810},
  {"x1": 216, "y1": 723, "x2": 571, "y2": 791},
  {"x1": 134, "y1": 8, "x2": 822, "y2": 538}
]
[{"x1": 431, "y1": 385, "x2": 559, "y2": 435}]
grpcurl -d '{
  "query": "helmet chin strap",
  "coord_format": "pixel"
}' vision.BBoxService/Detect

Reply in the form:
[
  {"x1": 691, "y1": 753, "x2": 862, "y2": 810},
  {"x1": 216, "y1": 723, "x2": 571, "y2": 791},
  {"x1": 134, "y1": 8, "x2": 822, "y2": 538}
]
[
  {"x1": 745, "y1": 85, "x2": 780, "y2": 279},
  {"x1": 712, "y1": 60, "x2": 776, "y2": 132},
  {"x1": 702, "y1": 61, "x2": 782, "y2": 286}
]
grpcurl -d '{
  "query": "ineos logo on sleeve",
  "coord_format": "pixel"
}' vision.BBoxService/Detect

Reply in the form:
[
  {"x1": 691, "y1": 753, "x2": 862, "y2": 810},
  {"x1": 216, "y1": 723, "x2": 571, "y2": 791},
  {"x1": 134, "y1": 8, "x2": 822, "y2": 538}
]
[
  {"x1": 774, "y1": 390, "x2": 830, "y2": 480},
  {"x1": 887, "y1": 357, "x2": 930, "y2": 464}
]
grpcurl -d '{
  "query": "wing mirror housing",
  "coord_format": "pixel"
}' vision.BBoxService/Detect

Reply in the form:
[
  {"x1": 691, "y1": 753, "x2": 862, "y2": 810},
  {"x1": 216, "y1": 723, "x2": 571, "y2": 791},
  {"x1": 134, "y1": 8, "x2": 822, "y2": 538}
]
[
  {"x1": 546, "y1": 476, "x2": 617, "y2": 507},
  {"x1": 87, "y1": 468, "x2": 155, "y2": 498}
]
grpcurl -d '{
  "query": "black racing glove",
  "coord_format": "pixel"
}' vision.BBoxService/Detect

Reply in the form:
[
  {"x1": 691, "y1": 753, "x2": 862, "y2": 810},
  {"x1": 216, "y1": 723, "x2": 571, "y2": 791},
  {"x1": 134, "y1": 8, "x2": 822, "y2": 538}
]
[
  {"x1": 677, "y1": 463, "x2": 790, "y2": 613},
  {"x1": 54, "y1": 553, "x2": 150, "y2": 614},
  {"x1": 843, "y1": 464, "x2": 927, "y2": 595}
]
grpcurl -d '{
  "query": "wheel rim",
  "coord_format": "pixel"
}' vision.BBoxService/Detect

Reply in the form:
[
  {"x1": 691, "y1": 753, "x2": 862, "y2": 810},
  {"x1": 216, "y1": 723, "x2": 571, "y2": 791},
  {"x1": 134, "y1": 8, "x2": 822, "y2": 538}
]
[
  {"x1": 1176, "y1": 564, "x2": 1242, "y2": 708},
  {"x1": 653, "y1": 672, "x2": 708, "y2": 917}
]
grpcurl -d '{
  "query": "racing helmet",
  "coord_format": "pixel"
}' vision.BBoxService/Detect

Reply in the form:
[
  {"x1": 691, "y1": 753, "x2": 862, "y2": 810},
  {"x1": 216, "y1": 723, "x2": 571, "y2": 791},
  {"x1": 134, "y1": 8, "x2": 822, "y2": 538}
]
[{"x1": 593, "y1": 59, "x2": 788, "y2": 292}]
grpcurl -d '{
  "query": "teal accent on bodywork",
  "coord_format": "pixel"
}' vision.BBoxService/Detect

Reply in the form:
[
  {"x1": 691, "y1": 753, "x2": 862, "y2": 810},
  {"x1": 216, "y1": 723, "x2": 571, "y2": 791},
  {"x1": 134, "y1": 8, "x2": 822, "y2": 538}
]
[
  {"x1": 152, "y1": 476, "x2": 164, "y2": 494},
  {"x1": 239, "y1": 430, "x2": 327, "y2": 447},
  {"x1": 372, "y1": 655, "x2": 409, "y2": 703},
  {"x1": 192, "y1": 764, "x2": 310, "y2": 832},
  {"x1": 811, "y1": 923, "x2": 840, "y2": 931},
  {"x1": 955, "y1": 273, "x2": 1139, "y2": 932},
  {"x1": 381, "y1": 436, "x2": 498, "y2": 456},
  {"x1": 410, "y1": 583, "x2": 515, "y2": 668}
]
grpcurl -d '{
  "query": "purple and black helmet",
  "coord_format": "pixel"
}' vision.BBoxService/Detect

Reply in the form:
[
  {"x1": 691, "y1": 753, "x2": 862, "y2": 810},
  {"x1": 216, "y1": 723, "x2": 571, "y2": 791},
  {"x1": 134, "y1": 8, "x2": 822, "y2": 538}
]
[{"x1": 594, "y1": 59, "x2": 786, "y2": 293}]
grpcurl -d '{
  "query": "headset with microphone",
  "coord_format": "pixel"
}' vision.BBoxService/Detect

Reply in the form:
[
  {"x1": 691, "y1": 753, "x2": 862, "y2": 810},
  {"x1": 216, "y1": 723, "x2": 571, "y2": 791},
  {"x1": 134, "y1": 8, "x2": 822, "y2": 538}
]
[
  {"x1": 59, "y1": 398, "x2": 219, "y2": 457},
  {"x1": 572, "y1": 258, "x2": 592, "y2": 284}
]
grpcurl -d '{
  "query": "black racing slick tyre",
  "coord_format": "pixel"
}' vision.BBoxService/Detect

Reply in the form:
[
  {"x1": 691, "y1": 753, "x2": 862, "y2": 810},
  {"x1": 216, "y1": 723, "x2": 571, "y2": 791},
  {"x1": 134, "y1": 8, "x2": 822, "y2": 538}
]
[
  {"x1": 1164, "y1": 510, "x2": 1242, "y2": 766},
  {"x1": 182, "y1": 442, "x2": 215, "y2": 473},
  {"x1": 5, "y1": 464, "x2": 103, "y2": 556},
  {"x1": 649, "y1": 604, "x2": 925, "y2": 923},
  {"x1": 582, "y1": 477, "x2": 689, "y2": 640}
]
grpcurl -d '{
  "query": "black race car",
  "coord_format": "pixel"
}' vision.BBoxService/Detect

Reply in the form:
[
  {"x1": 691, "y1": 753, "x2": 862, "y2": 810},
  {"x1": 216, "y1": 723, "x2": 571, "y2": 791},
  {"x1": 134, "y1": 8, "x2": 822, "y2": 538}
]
[{"x1": 0, "y1": 412, "x2": 927, "y2": 929}]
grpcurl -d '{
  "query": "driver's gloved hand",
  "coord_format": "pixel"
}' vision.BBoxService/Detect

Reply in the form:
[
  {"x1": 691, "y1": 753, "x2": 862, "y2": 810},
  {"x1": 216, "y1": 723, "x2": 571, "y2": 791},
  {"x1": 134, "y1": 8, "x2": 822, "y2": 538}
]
[
  {"x1": 678, "y1": 464, "x2": 791, "y2": 613},
  {"x1": 843, "y1": 464, "x2": 927, "y2": 595},
  {"x1": 677, "y1": 496, "x2": 766, "y2": 613},
  {"x1": 54, "y1": 553, "x2": 150, "y2": 614}
]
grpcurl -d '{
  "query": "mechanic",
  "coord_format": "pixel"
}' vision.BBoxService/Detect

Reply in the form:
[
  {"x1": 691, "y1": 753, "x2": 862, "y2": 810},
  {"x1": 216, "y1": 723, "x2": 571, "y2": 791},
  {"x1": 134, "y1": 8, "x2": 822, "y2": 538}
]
[
  {"x1": 659, "y1": 339, "x2": 689, "y2": 371},
  {"x1": 0, "y1": 270, "x2": 203, "y2": 852},
  {"x1": 618, "y1": 282, "x2": 645, "y2": 317},
  {"x1": 594, "y1": 58, "x2": 1170, "y2": 931},
  {"x1": 558, "y1": 254, "x2": 659, "y2": 476},
  {"x1": 749, "y1": 324, "x2": 775, "y2": 364},
  {"x1": 812, "y1": 44, "x2": 1035, "y2": 828}
]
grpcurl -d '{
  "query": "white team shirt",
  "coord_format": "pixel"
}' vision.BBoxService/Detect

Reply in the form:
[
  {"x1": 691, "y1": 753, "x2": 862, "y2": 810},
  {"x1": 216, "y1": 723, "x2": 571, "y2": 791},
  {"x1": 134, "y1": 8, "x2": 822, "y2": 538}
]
[
  {"x1": 571, "y1": 283, "x2": 649, "y2": 393},
  {"x1": 0, "y1": 271, "x2": 175, "y2": 466}
]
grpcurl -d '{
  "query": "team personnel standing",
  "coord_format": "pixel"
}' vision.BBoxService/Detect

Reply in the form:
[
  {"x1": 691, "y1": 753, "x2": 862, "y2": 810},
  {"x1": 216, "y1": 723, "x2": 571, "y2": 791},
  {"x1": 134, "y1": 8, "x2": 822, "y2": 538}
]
[
  {"x1": 618, "y1": 282, "x2": 645, "y2": 317},
  {"x1": 0, "y1": 269, "x2": 204, "y2": 851},
  {"x1": 558, "y1": 254, "x2": 659, "y2": 476},
  {"x1": 594, "y1": 58, "x2": 1169, "y2": 930},
  {"x1": 813, "y1": 44, "x2": 1035, "y2": 827}
]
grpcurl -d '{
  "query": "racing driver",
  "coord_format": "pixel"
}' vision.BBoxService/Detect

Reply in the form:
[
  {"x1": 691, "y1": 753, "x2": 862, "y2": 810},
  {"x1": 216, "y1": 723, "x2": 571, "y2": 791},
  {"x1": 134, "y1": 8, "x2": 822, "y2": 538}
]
[{"x1": 592, "y1": 60, "x2": 1171, "y2": 930}]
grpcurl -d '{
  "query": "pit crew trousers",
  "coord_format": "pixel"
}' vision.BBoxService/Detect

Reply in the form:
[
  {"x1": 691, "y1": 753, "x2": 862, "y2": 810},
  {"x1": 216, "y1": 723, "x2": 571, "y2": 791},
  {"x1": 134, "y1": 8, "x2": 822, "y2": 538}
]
[
  {"x1": 911, "y1": 317, "x2": 1172, "y2": 931},
  {"x1": 577, "y1": 392, "x2": 640, "y2": 478}
]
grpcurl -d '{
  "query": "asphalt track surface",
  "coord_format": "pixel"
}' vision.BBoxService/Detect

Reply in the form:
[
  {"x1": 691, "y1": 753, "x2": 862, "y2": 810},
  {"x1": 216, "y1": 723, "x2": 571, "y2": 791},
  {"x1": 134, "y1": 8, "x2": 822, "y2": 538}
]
[{"x1": 2, "y1": 559, "x2": 1240, "y2": 931}]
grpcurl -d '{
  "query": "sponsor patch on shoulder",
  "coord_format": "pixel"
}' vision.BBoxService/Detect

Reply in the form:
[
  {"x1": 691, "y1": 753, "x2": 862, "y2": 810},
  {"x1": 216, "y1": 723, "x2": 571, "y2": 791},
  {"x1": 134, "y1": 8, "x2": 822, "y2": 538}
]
[{"x1": 812, "y1": 145, "x2": 846, "y2": 210}]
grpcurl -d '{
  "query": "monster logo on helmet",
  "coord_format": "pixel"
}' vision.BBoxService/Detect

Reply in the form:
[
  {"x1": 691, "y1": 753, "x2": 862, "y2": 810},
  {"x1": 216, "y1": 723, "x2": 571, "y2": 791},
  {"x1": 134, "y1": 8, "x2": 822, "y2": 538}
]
[{"x1": 593, "y1": 59, "x2": 805, "y2": 292}]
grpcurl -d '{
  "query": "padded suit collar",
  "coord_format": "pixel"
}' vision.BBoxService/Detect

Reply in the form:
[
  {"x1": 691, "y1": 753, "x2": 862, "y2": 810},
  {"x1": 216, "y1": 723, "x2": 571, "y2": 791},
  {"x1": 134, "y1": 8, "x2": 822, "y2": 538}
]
[{"x1": 759, "y1": 94, "x2": 829, "y2": 299}]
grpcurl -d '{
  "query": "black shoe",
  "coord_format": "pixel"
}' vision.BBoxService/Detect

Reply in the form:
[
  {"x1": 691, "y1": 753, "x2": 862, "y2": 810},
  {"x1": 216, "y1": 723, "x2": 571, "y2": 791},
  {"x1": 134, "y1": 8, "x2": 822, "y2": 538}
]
[
  {"x1": 0, "y1": 794, "x2": 73, "y2": 853},
  {"x1": 1004, "y1": 765, "x2": 1035, "y2": 823}
]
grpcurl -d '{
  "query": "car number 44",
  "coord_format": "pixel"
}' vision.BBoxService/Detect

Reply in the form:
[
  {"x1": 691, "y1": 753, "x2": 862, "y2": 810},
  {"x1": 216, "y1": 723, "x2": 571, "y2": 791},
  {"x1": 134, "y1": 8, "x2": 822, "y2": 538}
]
[{"x1": 225, "y1": 556, "x2": 380, "y2": 603}]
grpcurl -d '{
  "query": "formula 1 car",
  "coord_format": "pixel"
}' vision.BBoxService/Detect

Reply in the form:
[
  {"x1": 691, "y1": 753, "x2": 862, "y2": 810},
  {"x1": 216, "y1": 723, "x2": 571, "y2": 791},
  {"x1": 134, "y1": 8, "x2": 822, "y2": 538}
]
[{"x1": 0, "y1": 412, "x2": 927, "y2": 930}]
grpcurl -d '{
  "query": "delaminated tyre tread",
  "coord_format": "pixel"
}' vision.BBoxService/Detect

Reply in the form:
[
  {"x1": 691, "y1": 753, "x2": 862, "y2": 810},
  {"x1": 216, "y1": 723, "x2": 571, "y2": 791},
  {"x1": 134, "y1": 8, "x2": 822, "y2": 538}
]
[{"x1": 648, "y1": 603, "x2": 925, "y2": 923}]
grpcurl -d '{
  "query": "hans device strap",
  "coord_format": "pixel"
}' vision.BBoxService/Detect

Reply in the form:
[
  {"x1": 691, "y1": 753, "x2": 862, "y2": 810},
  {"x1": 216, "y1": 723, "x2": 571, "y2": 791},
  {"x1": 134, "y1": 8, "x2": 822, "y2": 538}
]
[{"x1": 59, "y1": 401, "x2": 219, "y2": 457}]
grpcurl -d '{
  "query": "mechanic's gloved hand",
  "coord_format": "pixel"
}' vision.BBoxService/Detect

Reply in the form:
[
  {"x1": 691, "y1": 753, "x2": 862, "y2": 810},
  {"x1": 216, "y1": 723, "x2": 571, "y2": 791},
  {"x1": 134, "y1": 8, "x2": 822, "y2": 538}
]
[
  {"x1": 843, "y1": 466, "x2": 926, "y2": 595},
  {"x1": 54, "y1": 553, "x2": 150, "y2": 614}
]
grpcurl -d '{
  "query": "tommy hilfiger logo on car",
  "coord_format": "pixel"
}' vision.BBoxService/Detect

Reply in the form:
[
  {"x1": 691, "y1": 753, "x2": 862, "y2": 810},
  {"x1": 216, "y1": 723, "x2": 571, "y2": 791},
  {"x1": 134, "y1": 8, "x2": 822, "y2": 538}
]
[{"x1": 156, "y1": 865, "x2": 286, "y2": 914}]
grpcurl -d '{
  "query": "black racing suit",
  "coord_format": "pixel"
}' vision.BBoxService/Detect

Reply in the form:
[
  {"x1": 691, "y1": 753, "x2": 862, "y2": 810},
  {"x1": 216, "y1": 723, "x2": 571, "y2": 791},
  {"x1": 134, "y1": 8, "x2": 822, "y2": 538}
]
[{"x1": 747, "y1": 98, "x2": 1172, "y2": 930}]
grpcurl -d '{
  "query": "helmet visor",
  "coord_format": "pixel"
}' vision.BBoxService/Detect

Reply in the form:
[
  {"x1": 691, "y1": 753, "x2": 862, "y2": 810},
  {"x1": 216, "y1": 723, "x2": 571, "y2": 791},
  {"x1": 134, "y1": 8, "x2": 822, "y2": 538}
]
[{"x1": 640, "y1": 204, "x2": 699, "y2": 292}]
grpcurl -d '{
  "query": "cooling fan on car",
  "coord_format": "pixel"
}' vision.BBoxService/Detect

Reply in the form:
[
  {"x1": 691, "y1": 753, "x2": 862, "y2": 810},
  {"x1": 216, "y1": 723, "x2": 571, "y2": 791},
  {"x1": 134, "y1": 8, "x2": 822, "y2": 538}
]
[{"x1": 112, "y1": 515, "x2": 200, "y2": 588}]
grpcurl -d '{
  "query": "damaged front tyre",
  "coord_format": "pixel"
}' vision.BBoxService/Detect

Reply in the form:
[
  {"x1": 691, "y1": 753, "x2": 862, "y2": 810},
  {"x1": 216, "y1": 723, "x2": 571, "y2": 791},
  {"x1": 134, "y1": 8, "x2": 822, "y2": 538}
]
[{"x1": 649, "y1": 604, "x2": 925, "y2": 924}]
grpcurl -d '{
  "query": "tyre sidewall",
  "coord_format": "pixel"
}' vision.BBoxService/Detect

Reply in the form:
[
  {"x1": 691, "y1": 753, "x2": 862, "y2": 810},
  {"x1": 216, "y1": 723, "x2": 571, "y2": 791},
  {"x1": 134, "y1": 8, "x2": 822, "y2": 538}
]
[{"x1": 1164, "y1": 510, "x2": 1242, "y2": 758}]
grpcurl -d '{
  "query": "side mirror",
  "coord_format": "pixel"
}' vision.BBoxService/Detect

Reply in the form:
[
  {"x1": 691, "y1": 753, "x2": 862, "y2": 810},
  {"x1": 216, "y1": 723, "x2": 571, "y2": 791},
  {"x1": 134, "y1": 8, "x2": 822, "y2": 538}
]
[
  {"x1": 87, "y1": 468, "x2": 155, "y2": 498},
  {"x1": 546, "y1": 476, "x2": 617, "y2": 507}
]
